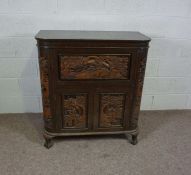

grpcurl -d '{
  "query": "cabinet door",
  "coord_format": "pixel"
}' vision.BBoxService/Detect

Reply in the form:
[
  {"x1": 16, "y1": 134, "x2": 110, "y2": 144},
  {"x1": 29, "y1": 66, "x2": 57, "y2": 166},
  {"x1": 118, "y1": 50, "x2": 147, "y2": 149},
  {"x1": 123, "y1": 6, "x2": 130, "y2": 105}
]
[
  {"x1": 55, "y1": 89, "x2": 94, "y2": 132},
  {"x1": 94, "y1": 91, "x2": 131, "y2": 132}
]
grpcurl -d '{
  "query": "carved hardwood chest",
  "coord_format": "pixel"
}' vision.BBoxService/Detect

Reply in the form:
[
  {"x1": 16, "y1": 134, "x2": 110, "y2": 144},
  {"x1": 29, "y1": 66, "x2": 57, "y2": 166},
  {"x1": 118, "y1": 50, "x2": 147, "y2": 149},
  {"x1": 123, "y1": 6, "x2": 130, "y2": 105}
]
[{"x1": 35, "y1": 30, "x2": 151, "y2": 148}]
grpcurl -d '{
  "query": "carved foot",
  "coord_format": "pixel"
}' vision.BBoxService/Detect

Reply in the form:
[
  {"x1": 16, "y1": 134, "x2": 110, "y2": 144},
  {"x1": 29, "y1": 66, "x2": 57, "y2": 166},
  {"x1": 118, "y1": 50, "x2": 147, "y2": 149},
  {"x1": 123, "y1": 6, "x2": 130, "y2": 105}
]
[
  {"x1": 43, "y1": 134, "x2": 54, "y2": 149},
  {"x1": 125, "y1": 132, "x2": 138, "y2": 145},
  {"x1": 130, "y1": 134, "x2": 138, "y2": 145}
]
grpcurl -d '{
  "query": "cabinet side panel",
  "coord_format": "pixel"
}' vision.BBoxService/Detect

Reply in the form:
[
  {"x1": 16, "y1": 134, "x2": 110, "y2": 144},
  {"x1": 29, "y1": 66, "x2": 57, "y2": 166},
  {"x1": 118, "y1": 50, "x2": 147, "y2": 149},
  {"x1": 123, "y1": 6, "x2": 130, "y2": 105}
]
[
  {"x1": 39, "y1": 56, "x2": 51, "y2": 117},
  {"x1": 130, "y1": 48, "x2": 149, "y2": 130},
  {"x1": 38, "y1": 46, "x2": 53, "y2": 130}
]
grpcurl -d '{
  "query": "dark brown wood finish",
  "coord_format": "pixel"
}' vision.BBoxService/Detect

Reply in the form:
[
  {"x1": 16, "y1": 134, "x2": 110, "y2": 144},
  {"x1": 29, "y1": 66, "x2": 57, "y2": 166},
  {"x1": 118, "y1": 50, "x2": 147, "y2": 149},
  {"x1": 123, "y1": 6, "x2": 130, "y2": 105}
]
[
  {"x1": 36, "y1": 30, "x2": 150, "y2": 148},
  {"x1": 59, "y1": 55, "x2": 131, "y2": 80}
]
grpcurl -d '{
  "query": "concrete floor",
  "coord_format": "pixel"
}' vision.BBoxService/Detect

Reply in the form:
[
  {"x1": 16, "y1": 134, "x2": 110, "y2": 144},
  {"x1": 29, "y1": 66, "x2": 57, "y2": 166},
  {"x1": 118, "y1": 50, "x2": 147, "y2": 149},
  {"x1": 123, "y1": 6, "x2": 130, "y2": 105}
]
[{"x1": 0, "y1": 110, "x2": 191, "y2": 175}]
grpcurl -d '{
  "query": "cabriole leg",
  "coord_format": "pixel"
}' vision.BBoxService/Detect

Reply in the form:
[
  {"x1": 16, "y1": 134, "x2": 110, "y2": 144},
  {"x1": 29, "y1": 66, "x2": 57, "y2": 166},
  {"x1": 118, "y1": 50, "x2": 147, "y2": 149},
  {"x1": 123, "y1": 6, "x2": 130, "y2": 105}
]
[
  {"x1": 125, "y1": 131, "x2": 138, "y2": 145},
  {"x1": 43, "y1": 133, "x2": 54, "y2": 149},
  {"x1": 130, "y1": 134, "x2": 138, "y2": 145}
]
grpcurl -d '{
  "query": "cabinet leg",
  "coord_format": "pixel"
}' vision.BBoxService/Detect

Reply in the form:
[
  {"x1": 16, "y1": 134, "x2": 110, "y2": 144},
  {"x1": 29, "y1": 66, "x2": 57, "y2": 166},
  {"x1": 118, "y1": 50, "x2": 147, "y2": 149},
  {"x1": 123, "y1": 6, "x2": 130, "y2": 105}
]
[
  {"x1": 43, "y1": 134, "x2": 54, "y2": 149},
  {"x1": 125, "y1": 132, "x2": 138, "y2": 145},
  {"x1": 130, "y1": 134, "x2": 138, "y2": 145}
]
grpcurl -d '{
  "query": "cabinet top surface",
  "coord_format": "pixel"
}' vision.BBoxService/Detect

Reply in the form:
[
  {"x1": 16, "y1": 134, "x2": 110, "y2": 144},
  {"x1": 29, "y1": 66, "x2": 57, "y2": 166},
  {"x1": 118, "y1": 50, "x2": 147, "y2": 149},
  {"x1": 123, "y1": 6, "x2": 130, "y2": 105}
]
[{"x1": 35, "y1": 30, "x2": 151, "y2": 41}]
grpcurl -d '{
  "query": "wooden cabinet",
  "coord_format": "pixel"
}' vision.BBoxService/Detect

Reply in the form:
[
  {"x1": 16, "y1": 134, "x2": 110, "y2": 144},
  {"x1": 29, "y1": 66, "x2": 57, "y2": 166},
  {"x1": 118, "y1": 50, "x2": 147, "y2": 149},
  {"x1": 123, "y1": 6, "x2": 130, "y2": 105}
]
[{"x1": 35, "y1": 30, "x2": 151, "y2": 148}]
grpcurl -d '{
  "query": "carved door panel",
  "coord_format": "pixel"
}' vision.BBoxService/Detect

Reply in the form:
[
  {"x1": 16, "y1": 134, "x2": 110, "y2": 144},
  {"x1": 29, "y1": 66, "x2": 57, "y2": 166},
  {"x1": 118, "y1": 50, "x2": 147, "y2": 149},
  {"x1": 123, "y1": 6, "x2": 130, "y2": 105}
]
[
  {"x1": 94, "y1": 92, "x2": 130, "y2": 131},
  {"x1": 62, "y1": 94, "x2": 88, "y2": 129},
  {"x1": 55, "y1": 91, "x2": 93, "y2": 131}
]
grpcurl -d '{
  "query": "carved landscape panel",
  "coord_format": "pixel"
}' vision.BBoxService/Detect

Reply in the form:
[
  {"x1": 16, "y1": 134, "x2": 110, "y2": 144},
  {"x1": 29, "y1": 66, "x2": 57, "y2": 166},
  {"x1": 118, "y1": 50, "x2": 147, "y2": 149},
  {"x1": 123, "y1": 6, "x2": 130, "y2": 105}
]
[
  {"x1": 62, "y1": 94, "x2": 88, "y2": 129},
  {"x1": 60, "y1": 55, "x2": 130, "y2": 80},
  {"x1": 99, "y1": 94, "x2": 125, "y2": 128}
]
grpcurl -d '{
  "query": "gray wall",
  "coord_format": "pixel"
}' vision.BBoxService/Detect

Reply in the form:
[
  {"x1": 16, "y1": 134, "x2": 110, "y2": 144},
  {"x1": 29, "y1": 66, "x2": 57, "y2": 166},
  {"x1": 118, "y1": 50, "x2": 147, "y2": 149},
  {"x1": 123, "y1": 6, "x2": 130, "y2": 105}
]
[{"x1": 0, "y1": 0, "x2": 191, "y2": 113}]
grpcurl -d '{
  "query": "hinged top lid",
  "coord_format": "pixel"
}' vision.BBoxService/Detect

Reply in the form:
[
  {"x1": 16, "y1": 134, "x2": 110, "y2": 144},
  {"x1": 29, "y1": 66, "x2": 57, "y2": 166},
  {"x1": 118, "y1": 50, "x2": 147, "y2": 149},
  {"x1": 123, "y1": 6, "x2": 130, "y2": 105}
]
[{"x1": 35, "y1": 30, "x2": 151, "y2": 42}]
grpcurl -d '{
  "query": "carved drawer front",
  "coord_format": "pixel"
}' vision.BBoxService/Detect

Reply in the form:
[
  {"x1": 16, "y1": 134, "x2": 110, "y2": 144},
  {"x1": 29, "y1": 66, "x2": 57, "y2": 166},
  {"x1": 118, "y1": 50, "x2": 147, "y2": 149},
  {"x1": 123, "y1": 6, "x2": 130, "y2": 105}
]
[
  {"x1": 98, "y1": 93, "x2": 125, "y2": 128},
  {"x1": 62, "y1": 94, "x2": 88, "y2": 129},
  {"x1": 59, "y1": 55, "x2": 131, "y2": 80}
]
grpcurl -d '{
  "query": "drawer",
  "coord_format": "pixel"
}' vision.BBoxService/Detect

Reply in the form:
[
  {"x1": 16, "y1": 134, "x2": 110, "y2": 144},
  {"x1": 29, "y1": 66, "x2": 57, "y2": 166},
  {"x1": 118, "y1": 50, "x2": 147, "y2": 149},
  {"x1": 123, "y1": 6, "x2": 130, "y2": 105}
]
[{"x1": 59, "y1": 55, "x2": 131, "y2": 80}]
